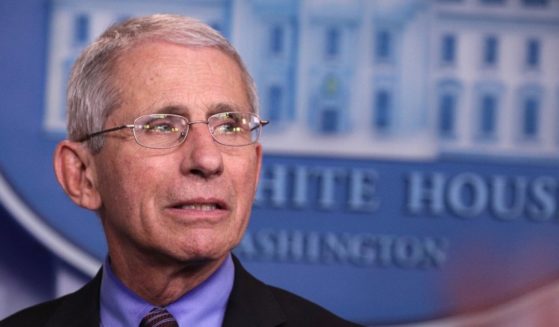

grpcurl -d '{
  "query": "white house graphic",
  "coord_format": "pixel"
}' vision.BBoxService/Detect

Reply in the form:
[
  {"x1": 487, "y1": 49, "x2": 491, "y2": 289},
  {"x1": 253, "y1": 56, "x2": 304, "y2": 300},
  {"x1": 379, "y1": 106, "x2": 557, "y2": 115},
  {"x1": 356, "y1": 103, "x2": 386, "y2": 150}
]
[{"x1": 43, "y1": 0, "x2": 559, "y2": 160}]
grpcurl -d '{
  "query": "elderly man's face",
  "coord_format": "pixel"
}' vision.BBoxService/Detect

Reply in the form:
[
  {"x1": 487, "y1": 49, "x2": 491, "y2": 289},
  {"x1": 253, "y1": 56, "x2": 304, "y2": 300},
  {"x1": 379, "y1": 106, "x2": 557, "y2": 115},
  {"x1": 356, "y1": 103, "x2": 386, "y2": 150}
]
[{"x1": 91, "y1": 41, "x2": 262, "y2": 265}]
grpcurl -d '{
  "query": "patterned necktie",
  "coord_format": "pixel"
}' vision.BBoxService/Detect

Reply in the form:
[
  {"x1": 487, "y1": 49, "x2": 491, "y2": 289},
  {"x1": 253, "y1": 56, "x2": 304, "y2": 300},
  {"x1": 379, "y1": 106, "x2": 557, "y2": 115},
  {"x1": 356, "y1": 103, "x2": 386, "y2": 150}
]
[{"x1": 140, "y1": 307, "x2": 179, "y2": 327}]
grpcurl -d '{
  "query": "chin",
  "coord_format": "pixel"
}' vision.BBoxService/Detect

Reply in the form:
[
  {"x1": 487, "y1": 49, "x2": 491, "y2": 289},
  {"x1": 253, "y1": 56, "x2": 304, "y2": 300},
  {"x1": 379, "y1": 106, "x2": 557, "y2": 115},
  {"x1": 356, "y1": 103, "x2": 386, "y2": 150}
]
[
  {"x1": 175, "y1": 244, "x2": 230, "y2": 263},
  {"x1": 169, "y1": 231, "x2": 238, "y2": 261}
]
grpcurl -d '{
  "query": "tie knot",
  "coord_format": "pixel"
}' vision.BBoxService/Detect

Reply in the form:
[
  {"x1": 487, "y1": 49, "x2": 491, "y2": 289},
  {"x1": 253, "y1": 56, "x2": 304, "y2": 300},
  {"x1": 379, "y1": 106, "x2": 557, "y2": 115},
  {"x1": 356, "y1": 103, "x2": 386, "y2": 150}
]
[{"x1": 140, "y1": 307, "x2": 179, "y2": 327}]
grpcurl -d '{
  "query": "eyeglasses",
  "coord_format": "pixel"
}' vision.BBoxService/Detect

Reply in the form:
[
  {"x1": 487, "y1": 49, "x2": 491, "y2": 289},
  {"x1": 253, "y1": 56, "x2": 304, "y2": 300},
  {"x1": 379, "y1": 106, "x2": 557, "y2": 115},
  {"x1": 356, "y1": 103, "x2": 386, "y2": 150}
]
[{"x1": 79, "y1": 112, "x2": 269, "y2": 149}]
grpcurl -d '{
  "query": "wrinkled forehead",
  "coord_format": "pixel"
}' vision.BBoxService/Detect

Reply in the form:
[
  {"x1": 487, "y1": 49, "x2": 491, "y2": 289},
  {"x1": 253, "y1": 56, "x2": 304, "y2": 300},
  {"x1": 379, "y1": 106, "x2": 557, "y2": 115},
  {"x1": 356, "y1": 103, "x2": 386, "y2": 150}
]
[{"x1": 107, "y1": 41, "x2": 252, "y2": 122}]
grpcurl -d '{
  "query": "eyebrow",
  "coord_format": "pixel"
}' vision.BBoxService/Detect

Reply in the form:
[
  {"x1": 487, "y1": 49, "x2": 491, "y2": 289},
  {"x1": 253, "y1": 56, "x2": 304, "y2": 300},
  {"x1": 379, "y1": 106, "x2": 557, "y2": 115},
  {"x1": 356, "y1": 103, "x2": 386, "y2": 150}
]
[
  {"x1": 150, "y1": 102, "x2": 250, "y2": 118},
  {"x1": 152, "y1": 104, "x2": 188, "y2": 116},
  {"x1": 210, "y1": 102, "x2": 249, "y2": 115}
]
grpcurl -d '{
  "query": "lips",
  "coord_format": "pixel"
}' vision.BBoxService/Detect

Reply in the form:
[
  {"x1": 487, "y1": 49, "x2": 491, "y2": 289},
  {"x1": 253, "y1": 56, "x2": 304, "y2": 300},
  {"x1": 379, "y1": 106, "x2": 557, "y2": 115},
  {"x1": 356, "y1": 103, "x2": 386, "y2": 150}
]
[
  {"x1": 167, "y1": 198, "x2": 228, "y2": 215},
  {"x1": 177, "y1": 203, "x2": 220, "y2": 211}
]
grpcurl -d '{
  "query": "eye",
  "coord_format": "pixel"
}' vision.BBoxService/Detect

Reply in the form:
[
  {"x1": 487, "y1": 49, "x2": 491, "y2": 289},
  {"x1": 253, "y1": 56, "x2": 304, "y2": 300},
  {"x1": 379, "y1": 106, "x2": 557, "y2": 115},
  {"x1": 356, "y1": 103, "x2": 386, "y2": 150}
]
[
  {"x1": 210, "y1": 113, "x2": 239, "y2": 133},
  {"x1": 142, "y1": 117, "x2": 180, "y2": 134},
  {"x1": 214, "y1": 122, "x2": 243, "y2": 134}
]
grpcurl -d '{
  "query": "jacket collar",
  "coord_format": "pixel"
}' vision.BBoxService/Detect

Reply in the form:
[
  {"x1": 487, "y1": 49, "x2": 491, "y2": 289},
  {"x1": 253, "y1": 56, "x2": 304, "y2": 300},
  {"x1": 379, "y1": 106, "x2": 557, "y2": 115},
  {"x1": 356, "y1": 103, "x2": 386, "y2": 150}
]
[
  {"x1": 43, "y1": 255, "x2": 287, "y2": 327},
  {"x1": 46, "y1": 269, "x2": 101, "y2": 327},
  {"x1": 222, "y1": 255, "x2": 287, "y2": 327}
]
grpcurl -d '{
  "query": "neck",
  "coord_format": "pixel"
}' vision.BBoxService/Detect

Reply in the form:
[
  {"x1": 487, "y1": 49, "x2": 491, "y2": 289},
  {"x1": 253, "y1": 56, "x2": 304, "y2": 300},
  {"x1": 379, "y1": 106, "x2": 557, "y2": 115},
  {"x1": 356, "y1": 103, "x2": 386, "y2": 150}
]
[{"x1": 108, "y1": 251, "x2": 227, "y2": 306}]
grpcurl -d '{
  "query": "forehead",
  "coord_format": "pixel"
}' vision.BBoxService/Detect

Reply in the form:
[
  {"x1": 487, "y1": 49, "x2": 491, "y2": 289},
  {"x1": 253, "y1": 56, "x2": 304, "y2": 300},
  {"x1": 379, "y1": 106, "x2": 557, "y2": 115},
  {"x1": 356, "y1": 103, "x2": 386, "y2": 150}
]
[{"x1": 111, "y1": 41, "x2": 250, "y2": 119}]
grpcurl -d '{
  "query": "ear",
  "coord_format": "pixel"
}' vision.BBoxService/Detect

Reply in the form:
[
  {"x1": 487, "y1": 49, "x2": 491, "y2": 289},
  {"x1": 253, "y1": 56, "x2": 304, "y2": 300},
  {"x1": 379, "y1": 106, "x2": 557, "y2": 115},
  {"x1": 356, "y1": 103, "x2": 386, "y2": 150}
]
[{"x1": 53, "y1": 140, "x2": 102, "y2": 210}]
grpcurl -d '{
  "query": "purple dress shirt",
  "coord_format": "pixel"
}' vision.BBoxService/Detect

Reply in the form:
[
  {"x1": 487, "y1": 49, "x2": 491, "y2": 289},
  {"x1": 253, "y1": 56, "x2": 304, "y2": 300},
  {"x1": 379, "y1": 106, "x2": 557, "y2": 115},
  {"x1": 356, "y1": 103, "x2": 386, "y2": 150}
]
[{"x1": 100, "y1": 255, "x2": 234, "y2": 327}]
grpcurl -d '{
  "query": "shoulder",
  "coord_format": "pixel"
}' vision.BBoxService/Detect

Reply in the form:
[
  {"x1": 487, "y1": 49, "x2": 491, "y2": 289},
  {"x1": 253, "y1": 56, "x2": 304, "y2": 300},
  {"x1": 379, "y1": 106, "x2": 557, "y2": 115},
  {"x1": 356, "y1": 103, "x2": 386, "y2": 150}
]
[
  {"x1": 0, "y1": 295, "x2": 69, "y2": 327},
  {"x1": 266, "y1": 284, "x2": 362, "y2": 327},
  {"x1": 227, "y1": 256, "x2": 362, "y2": 327},
  {"x1": 0, "y1": 270, "x2": 102, "y2": 327}
]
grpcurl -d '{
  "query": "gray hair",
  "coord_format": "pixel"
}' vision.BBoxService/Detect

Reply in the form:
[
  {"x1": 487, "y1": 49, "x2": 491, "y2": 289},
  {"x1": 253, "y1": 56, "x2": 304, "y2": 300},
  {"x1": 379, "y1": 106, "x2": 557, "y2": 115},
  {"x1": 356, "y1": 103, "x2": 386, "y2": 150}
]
[{"x1": 67, "y1": 14, "x2": 259, "y2": 152}]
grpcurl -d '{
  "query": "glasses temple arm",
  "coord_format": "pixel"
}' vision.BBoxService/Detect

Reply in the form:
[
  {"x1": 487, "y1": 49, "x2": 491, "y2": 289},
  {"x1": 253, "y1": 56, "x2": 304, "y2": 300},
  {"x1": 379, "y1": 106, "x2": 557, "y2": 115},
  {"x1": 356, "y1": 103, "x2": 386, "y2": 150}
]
[
  {"x1": 77, "y1": 124, "x2": 134, "y2": 142},
  {"x1": 248, "y1": 120, "x2": 269, "y2": 133}
]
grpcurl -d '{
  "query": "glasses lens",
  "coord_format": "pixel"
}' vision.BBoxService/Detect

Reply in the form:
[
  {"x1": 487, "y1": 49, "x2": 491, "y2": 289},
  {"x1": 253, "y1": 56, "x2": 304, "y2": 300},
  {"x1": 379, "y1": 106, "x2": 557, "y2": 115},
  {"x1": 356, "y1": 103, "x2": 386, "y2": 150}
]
[
  {"x1": 133, "y1": 114, "x2": 188, "y2": 148},
  {"x1": 209, "y1": 112, "x2": 261, "y2": 146}
]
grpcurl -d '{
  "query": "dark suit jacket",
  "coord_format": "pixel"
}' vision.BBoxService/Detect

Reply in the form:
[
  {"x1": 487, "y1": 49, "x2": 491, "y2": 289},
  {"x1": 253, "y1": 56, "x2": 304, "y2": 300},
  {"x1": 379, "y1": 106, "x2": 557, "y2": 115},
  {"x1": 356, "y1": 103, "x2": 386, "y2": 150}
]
[{"x1": 0, "y1": 256, "x2": 361, "y2": 326}]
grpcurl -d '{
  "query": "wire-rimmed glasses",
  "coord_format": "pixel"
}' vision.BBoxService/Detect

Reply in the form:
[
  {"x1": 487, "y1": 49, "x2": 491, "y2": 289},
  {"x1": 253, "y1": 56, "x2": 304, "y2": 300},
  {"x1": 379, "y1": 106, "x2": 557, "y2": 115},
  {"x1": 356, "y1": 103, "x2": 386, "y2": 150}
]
[{"x1": 79, "y1": 112, "x2": 269, "y2": 149}]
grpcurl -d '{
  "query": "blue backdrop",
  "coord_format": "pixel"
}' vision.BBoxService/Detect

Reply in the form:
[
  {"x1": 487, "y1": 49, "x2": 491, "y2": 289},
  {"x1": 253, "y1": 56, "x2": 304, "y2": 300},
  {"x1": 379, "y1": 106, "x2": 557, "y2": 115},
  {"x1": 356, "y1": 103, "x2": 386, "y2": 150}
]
[{"x1": 2, "y1": 0, "x2": 559, "y2": 325}]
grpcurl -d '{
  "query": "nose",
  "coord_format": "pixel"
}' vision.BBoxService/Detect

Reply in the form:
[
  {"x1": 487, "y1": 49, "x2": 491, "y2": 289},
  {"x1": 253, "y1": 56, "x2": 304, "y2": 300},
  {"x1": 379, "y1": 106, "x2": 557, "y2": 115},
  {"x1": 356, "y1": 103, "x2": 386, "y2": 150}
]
[{"x1": 179, "y1": 122, "x2": 224, "y2": 179}]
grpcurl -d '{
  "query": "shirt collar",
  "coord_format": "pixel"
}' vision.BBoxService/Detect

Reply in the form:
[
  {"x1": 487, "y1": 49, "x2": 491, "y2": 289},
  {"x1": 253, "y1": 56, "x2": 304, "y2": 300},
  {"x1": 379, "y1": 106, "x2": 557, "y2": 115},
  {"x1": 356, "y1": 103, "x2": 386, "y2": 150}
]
[{"x1": 100, "y1": 255, "x2": 235, "y2": 327}]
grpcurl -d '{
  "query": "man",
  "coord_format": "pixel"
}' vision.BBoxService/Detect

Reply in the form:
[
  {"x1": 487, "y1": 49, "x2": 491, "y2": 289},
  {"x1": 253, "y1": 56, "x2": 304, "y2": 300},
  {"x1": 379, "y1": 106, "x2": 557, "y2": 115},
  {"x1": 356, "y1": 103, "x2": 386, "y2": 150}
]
[{"x1": 0, "y1": 14, "x2": 361, "y2": 327}]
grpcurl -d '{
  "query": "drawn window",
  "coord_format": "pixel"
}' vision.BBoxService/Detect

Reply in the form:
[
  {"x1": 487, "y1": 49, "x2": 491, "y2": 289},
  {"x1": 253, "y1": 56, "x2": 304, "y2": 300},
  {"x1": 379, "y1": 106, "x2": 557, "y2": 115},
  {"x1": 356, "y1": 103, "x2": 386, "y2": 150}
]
[
  {"x1": 74, "y1": 14, "x2": 89, "y2": 45},
  {"x1": 439, "y1": 94, "x2": 456, "y2": 137},
  {"x1": 526, "y1": 38, "x2": 540, "y2": 69},
  {"x1": 441, "y1": 34, "x2": 456, "y2": 65},
  {"x1": 482, "y1": 36, "x2": 499, "y2": 66},
  {"x1": 479, "y1": 94, "x2": 498, "y2": 137},
  {"x1": 268, "y1": 85, "x2": 283, "y2": 122},
  {"x1": 374, "y1": 90, "x2": 391, "y2": 131},
  {"x1": 438, "y1": 80, "x2": 463, "y2": 139},
  {"x1": 522, "y1": 96, "x2": 540, "y2": 138},
  {"x1": 325, "y1": 27, "x2": 340, "y2": 58},
  {"x1": 321, "y1": 107, "x2": 339, "y2": 133},
  {"x1": 375, "y1": 30, "x2": 392, "y2": 61},
  {"x1": 270, "y1": 25, "x2": 284, "y2": 55}
]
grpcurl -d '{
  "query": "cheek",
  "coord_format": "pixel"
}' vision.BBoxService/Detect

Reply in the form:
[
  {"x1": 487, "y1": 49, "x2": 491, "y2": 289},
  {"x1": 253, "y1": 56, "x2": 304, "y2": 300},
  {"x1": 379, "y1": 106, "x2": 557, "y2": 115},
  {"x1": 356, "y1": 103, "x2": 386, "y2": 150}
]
[
  {"x1": 97, "y1": 156, "x2": 154, "y2": 215},
  {"x1": 228, "y1": 154, "x2": 260, "y2": 210}
]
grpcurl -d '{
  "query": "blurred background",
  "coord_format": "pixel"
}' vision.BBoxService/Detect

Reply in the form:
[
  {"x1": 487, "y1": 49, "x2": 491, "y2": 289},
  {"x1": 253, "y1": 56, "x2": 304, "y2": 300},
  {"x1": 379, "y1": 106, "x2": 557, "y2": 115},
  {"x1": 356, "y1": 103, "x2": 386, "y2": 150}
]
[{"x1": 1, "y1": 0, "x2": 559, "y2": 325}]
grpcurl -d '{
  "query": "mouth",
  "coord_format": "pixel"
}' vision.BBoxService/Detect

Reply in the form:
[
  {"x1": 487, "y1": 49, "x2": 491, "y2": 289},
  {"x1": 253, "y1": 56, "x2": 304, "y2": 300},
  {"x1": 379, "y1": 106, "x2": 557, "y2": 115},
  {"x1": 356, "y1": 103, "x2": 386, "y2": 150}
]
[
  {"x1": 174, "y1": 203, "x2": 224, "y2": 211},
  {"x1": 167, "y1": 198, "x2": 229, "y2": 218}
]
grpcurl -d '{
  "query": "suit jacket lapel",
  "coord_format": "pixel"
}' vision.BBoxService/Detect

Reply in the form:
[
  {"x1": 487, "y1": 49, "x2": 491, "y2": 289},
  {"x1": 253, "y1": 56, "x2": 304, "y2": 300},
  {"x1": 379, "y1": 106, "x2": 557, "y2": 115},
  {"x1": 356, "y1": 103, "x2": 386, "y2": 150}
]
[
  {"x1": 45, "y1": 269, "x2": 102, "y2": 327},
  {"x1": 222, "y1": 256, "x2": 286, "y2": 327}
]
